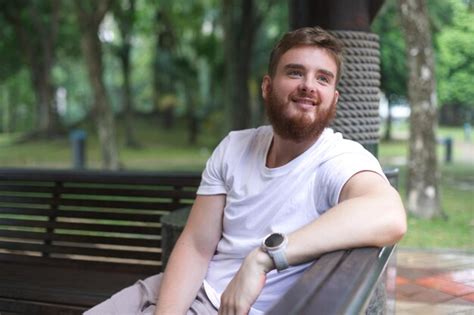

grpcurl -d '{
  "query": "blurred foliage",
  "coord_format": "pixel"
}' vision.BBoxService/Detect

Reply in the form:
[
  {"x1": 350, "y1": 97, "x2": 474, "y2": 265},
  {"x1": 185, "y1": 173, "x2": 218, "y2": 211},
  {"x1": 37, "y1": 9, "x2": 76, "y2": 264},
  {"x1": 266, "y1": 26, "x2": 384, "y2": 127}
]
[
  {"x1": 0, "y1": 0, "x2": 473, "y2": 136},
  {"x1": 371, "y1": 0, "x2": 407, "y2": 100},
  {"x1": 372, "y1": 0, "x2": 473, "y2": 118},
  {"x1": 437, "y1": 0, "x2": 474, "y2": 110}
]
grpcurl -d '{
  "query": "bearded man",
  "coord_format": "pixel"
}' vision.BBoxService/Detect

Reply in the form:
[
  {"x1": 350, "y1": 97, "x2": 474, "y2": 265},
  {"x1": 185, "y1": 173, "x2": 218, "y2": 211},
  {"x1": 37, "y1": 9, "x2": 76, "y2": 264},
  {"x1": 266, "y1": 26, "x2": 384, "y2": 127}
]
[{"x1": 86, "y1": 26, "x2": 406, "y2": 315}]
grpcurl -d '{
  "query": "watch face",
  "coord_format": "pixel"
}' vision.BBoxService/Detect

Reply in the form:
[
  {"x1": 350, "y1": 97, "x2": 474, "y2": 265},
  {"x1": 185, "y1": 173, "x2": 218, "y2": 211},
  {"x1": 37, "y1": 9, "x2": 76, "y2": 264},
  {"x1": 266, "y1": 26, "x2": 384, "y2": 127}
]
[{"x1": 265, "y1": 233, "x2": 284, "y2": 249}]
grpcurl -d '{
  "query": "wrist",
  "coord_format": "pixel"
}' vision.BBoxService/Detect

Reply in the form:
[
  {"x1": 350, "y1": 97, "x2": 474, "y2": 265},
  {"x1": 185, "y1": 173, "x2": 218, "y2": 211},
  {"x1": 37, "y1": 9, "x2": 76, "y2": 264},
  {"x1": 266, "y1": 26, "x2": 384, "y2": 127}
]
[{"x1": 249, "y1": 247, "x2": 274, "y2": 274}]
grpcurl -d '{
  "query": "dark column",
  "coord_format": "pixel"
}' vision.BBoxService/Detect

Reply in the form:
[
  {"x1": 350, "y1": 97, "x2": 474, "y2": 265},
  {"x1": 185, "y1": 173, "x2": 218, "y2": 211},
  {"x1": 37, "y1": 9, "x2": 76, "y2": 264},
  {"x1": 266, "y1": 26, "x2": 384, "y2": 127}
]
[
  {"x1": 290, "y1": 0, "x2": 384, "y2": 31},
  {"x1": 289, "y1": 0, "x2": 385, "y2": 156}
]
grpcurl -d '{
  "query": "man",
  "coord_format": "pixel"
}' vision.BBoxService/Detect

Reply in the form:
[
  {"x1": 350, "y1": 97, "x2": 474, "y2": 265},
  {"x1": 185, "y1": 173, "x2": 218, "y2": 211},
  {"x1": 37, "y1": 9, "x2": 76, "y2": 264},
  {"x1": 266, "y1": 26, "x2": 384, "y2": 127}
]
[{"x1": 86, "y1": 26, "x2": 406, "y2": 315}]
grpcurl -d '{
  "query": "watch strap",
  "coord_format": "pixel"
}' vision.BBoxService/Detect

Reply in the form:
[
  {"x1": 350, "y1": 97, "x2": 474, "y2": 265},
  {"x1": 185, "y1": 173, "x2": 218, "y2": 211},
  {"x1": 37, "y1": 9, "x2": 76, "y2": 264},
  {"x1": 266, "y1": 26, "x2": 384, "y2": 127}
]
[{"x1": 269, "y1": 248, "x2": 289, "y2": 271}]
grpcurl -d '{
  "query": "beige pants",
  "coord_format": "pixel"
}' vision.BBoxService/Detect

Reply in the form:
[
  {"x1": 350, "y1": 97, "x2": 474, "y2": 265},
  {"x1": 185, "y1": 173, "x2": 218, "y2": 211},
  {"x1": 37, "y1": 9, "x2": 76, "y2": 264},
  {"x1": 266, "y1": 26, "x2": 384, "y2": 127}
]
[{"x1": 84, "y1": 273, "x2": 218, "y2": 315}]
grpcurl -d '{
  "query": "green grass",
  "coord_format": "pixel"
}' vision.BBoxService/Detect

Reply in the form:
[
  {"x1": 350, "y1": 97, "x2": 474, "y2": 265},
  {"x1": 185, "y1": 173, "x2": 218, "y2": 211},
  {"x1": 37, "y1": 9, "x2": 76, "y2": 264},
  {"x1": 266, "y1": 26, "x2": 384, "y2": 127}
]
[
  {"x1": 0, "y1": 118, "x2": 214, "y2": 171},
  {"x1": 396, "y1": 164, "x2": 474, "y2": 250},
  {"x1": 1, "y1": 119, "x2": 473, "y2": 250},
  {"x1": 378, "y1": 122, "x2": 473, "y2": 250}
]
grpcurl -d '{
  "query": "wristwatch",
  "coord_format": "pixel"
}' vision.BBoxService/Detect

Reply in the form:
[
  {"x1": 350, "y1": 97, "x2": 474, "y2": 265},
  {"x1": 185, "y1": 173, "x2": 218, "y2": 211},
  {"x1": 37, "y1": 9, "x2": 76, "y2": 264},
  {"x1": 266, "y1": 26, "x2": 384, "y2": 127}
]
[{"x1": 261, "y1": 232, "x2": 289, "y2": 272}]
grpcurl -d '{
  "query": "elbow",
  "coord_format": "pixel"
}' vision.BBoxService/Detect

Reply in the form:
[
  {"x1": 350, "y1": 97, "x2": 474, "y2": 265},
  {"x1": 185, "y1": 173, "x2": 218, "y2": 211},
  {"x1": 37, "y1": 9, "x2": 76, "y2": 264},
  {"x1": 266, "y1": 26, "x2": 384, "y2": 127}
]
[
  {"x1": 391, "y1": 216, "x2": 407, "y2": 244},
  {"x1": 375, "y1": 219, "x2": 406, "y2": 248},
  {"x1": 384, "y1": 189, "x2": 407, "y2": 245},
  {"x1": 384, "y1": 205, "x2": 407, "y2": 246},
  {"x1": 373, "y1": 195, "x2": 407, "y2": 247}
]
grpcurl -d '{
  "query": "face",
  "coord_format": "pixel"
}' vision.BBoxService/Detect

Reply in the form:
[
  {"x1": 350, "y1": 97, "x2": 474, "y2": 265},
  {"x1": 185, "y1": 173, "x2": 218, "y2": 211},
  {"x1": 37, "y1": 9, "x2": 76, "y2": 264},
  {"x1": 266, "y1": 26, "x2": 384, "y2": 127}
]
[{"x1": 262, "y1": 45, "x2": 339, "y2": 143}]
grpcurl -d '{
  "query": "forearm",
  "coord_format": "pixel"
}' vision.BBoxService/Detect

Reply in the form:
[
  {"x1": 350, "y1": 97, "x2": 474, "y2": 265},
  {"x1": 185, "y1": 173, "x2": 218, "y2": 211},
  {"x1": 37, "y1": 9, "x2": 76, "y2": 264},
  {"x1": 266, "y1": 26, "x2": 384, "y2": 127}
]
[
  {"x1": 286, "y1": 187, "x2": 406, "y2": 266},
  {"x1": 155, "y1": 233, "x2": 212, "y2": 315},
  {"x1": 155, "y1": 194, "x2": 225, "y2": 315}
]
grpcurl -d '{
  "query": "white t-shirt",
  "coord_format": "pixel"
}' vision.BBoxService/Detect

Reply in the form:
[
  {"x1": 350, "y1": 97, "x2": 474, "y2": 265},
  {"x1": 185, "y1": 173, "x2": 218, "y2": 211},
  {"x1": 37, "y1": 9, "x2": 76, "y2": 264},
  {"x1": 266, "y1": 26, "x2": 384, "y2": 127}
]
[{"x1": 197, "y1": 126, "x2": 385, "y2": 314}]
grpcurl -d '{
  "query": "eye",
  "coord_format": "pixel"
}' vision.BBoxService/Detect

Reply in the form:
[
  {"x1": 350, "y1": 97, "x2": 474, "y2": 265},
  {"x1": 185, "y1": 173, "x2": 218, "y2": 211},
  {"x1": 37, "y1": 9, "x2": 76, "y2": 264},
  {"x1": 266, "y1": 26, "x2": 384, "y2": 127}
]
[
  {"x1": 317, "y1": 75, "x2": 330, "y2": 83},
  {"x1": 287, "y1": 70, "x2": 303, "y2": 78}
]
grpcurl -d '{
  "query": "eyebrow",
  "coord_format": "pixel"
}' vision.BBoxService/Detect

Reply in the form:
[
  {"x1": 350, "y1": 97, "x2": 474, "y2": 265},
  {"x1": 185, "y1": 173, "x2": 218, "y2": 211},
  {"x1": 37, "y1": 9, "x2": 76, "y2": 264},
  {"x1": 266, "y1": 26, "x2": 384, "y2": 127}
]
[
  {"x1": 283, "y1": 64, "x2": 305, "y2": 71},
  {"x1": 283, "y1": 64, "x2": 335, "y2": 79}
]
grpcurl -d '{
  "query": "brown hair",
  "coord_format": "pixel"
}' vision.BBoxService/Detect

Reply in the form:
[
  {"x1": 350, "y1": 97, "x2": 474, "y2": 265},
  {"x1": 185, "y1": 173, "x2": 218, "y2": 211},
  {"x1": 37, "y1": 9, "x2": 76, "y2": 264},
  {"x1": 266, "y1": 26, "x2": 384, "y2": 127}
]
[{"x1": 268, "y1": 26, "x2": 343, "y2": 84}]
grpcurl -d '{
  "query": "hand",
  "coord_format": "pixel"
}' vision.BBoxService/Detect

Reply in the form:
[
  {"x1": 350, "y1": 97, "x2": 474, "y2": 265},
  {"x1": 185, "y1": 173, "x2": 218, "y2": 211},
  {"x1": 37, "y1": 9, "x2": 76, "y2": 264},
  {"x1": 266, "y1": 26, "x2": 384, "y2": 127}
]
[{"x1": 218, "y1": 248, "x2": 273, "y2": 315}]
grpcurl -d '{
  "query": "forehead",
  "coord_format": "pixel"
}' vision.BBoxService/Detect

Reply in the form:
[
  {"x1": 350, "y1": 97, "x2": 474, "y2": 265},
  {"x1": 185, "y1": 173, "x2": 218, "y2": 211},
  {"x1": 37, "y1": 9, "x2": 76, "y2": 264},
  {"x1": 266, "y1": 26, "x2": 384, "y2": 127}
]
[{"x1": 276, "y1": 45, "x2": 337, "y2": 74}]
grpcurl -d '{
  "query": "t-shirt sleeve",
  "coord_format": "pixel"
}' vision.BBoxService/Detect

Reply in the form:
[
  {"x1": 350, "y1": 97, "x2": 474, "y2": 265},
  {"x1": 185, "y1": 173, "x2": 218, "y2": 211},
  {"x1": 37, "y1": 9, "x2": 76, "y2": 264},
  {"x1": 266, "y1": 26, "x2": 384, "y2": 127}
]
[
  {"x1": 196, "y1": 136, "x2": 230, "y2": 195},
  {"x1": 317, "y1": 150, "x2": 386, "y2": 213}
]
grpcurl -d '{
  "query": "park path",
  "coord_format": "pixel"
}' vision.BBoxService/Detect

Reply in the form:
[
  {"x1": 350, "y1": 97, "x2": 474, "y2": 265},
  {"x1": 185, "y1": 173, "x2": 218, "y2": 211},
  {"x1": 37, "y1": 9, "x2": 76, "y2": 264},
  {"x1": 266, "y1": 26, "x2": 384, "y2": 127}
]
[{"x1": 394, "y1": 248, "x2": 474, "y2": 314}]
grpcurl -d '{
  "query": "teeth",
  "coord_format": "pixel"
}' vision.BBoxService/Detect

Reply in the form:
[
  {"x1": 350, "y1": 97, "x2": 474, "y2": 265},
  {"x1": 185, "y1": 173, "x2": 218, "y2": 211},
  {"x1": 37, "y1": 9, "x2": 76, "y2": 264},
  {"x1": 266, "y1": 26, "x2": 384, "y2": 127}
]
[{"x1": 294, "y1": 98, "x2": 315, "y2": 106}]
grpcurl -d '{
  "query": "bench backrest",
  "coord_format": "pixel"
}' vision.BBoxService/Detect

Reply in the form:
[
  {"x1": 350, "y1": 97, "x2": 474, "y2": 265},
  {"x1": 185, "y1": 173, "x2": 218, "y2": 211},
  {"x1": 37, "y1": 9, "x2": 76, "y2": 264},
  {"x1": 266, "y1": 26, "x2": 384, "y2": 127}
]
[{"x1": 0, "y1": 169, "x2": 201, "y2": 274}]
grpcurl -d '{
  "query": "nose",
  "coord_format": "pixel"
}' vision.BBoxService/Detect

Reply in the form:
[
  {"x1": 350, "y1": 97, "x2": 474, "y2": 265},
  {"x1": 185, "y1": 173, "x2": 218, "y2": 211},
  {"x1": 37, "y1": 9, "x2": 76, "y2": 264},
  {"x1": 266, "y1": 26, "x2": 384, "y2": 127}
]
[{"x1": 298, "y1": 78, "x2": 317, "y2": 95}]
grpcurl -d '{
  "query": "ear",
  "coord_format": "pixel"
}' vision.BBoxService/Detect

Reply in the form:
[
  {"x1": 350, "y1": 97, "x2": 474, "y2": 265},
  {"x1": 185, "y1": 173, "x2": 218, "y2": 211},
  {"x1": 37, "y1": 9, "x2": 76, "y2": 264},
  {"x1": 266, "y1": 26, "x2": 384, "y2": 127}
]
[
  {"x1": 261, "y1": 75, "x2": 272, "y2": 100},
  {"x1": 333, "y1": 90, "x2": 339, "y2": 106}
]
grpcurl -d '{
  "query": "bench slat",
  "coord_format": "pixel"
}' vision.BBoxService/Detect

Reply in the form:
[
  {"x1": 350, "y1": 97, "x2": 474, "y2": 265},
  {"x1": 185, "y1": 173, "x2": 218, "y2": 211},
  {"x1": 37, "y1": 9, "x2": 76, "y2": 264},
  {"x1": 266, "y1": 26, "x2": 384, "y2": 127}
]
[
  {"x1": 268, "y1": 246, "x2": 395, "y2": 315},
  {"x1": 58, "y1": 186, "x2": 197, "y2": 199},
  {"x1": 0, "y1": 206, "x2": 168, "y2": 222},
  {"x1": 58, "y1": 198, "x2": 187, "y2": 210},
  {"x1": 302, "y1": 248, "x2": 379, "y2": 314},
  {"x1": 0, "y1": 195, "x2": 54, "y2": 205},
  {"x1": 0, "y1": 230, "x2": 160, "y2": 247},
  {"x1": 0, "y1": 184, "x2": 55, "y2": 193},
  {"x1": 267, "y1": 250, "x2": 347, "y2": 315},
  {"x1": 51, "y1": 233, "x2": 161, "y2": 247},
  {"x1": 0, "y1": 253, "x2": 160, "y2": 273},
  {"x1": 0, "y1": 229, "x2": 49, "y2": 241},
  {"x1": 0, "y1": 169, "x2": 201, "y2": 186},
  {"x1": 0, "y1": 218, "x2": 161, "y2": 235},
  {"x1": 55, "y1": 209, "x2": 165, "y2": 222},
  {"x1": 0, "y1": 240, "x2": 161, "y2": 261},
  {"x1": 0, "y1": 206, "x2": 51, "y2": 216}
]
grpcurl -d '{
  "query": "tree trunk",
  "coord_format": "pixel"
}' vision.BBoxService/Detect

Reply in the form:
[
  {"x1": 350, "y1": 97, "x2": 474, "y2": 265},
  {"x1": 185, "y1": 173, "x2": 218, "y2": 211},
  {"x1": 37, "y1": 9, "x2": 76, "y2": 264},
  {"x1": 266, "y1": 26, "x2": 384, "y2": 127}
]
[
  {"x1": 398, "y1": 0, "x2": 445, "y2": 219},
  {"x1": 153, "y1": 8, "x2": 176, "y2": 129},
  {"x1": 32, "y1": 0, "x2": 61, "y2": 137},
  {"x1": 222, "y1": 0, "x2": 259, "y2": 131},
  {"x1": 76, "y1": 0, "x2": 120, "y2": 170},
  {"x1": 30, "y1": 60, "x2": 58, "y2": 136},
  {"x1": 116, "y1": 0, "x2": 140, "y2": 148},
  {"x1": 120, "y1": 44, "x2": 140, "y2": 148},
  {"x1": 1, "y1": 89, "x2": 10, "y2": 133},
  {"x1": 2, "y1": 0, "x2": 62, "y2": 137}
]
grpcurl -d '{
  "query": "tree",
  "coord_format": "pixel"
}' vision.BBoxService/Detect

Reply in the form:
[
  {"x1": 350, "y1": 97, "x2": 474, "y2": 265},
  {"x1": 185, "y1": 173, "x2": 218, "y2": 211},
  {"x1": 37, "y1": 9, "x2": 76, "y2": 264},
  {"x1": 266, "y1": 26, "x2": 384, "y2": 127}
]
[
  {"x1": 436, "y1": 0, "x2": 474, "y2": 125},
  {"x1": 75, "y1": 0, "x2": 120, "y2": 170},
  {"x1": 0, "y1": 0, "x2": 63, "y2": 137},
  {"x1": 222, "y1": 0, "x2": 268, "y2": 131},
  {"x1": 398, "y1": 0, "x2": 445, "y2": 218},
  {"x1": 111, "y1": 0, "x2": 141, "y2": 148},
  {"x1": 152, "y1": 3, "x2": 178, "y2": 129},
  {"x1": 149, "y1": 0, "x2": 226, "y2": 143}
]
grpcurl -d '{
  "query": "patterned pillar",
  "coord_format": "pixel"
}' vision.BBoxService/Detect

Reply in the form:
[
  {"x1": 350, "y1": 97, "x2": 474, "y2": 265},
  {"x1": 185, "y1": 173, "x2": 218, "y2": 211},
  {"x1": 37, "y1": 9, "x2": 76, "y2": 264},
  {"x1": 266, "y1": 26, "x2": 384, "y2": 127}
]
[{"x1": 330, "y1": 31, "x2": 381, "y2": 153}]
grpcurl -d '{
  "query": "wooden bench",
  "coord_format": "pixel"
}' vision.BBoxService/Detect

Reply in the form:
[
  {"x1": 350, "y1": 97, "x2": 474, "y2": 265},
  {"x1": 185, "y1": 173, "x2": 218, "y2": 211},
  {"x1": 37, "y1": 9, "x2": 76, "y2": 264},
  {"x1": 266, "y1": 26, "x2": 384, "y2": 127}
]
[
  {"x1": 0, "y1": 168, "x2": 398, "y2": 314},
  {"x1": 0, "y1": 168, "x2": 200, "y2": 314}
]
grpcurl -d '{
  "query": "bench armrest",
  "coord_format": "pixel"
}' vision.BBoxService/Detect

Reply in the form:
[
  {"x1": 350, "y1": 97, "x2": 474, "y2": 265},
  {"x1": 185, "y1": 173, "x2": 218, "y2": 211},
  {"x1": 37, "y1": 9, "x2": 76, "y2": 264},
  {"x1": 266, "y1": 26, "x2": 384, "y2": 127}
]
[{"x1": 268, "y1": 245, "x2": 396, "y2": 315}]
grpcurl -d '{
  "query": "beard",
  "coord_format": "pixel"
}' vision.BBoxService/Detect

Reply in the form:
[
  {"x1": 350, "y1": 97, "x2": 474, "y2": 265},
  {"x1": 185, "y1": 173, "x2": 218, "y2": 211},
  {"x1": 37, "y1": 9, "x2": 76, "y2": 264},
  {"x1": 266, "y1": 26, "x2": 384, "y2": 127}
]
[{"x1": 265, "y1": 90, "x2": 337, "y2": 143}]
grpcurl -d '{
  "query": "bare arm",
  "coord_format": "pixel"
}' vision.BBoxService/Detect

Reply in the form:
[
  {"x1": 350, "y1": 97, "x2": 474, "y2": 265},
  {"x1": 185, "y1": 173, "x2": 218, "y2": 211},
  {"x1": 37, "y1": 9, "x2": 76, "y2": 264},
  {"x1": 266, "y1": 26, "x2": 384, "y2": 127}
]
[
  {"x1": 155, "y1": 194, "x2": 225, "y2": 315},
  {"x1": 219, "y1": 171, "x2": 407, "y2": 315},
  {"x1": 285, "y1": 170, "x2": 407, "y2": 264}
]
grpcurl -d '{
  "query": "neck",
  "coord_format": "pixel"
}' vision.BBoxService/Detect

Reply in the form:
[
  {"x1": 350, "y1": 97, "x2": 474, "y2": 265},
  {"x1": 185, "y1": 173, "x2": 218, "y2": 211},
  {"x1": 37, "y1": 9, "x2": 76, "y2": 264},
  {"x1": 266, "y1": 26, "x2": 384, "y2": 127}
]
[{"x1": 266, "y1": 132, "x2": 322, "y2": 168}]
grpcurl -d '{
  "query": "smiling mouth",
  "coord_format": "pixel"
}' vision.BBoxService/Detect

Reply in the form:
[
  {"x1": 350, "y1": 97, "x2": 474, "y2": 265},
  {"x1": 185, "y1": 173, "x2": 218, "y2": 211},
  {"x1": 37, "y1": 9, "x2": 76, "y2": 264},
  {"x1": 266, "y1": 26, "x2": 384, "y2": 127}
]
[{"x1": 292, "y1": 97, "x2": 317, "y2": 106}]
